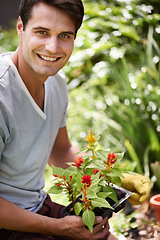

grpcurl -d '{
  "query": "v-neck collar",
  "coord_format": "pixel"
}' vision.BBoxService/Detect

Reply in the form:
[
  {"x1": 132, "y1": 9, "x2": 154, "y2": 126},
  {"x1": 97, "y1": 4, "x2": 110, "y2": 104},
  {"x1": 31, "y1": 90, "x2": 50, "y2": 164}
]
[{"x1": 3, "y1": 53, "x2": 47, "y2": 120}]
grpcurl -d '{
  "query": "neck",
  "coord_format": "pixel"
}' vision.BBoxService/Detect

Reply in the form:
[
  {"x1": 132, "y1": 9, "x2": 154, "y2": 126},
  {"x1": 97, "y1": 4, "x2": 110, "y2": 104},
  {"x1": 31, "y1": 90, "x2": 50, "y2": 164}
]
[{"x1": 10, "y1": 48, "x2": 45, "y2": 111}]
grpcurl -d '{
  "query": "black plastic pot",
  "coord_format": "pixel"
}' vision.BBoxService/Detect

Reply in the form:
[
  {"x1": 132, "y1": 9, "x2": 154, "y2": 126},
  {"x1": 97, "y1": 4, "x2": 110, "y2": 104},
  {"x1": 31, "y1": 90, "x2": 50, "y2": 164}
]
[{"x1": 63, "y1": 185, "x2": 132, "y2": 219}]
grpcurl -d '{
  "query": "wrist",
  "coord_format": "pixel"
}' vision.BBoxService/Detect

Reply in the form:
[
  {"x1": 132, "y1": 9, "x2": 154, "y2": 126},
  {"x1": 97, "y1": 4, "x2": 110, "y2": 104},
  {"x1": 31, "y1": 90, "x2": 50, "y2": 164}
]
[{"x1": 38, "y1": 215, "x2": 62, "y2": 236}]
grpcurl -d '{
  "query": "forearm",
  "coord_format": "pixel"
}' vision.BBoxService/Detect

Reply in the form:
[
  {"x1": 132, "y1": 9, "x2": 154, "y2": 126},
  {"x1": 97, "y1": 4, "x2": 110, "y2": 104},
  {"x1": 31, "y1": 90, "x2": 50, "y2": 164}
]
[
  {"x1": 0, "y1": 197, "x2": 60, "y2": 235},
  {"x1": 0, "y1": 197, "x2": 113, "y2": 239},
  {"x1": 48, "y1": 127, "x2": 86, "y2": 169},
  {"x1": 49, "y1": 145, "x2": 84, "y2": 169}
]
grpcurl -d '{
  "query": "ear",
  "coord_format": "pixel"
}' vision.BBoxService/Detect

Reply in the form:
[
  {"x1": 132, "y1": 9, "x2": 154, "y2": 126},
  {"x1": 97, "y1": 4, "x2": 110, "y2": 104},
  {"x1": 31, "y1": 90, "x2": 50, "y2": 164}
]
[{"x1": 17, "y1": 17, "x2": 24, "y2": 37}]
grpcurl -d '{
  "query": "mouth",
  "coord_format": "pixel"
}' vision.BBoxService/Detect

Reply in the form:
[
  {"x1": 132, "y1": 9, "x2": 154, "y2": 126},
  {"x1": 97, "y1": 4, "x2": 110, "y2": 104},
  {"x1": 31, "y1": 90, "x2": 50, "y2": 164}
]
[{"x1": 37, "y1": 54, "x2": 61, "y2": 62}]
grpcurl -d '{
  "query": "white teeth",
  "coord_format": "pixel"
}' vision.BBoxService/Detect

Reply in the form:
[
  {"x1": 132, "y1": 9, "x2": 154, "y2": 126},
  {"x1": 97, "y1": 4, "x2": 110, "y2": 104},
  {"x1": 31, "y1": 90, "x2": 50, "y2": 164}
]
[{"x1": 40, "y1": 55, "x2": 58, "y2": 61}]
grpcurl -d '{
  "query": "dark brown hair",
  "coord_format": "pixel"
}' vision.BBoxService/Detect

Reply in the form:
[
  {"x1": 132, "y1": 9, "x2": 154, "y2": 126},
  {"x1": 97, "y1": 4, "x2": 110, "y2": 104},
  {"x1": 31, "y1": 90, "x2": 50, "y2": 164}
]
[{"x1": 18, "y1": 0, "x2": 84, "y2": 36}]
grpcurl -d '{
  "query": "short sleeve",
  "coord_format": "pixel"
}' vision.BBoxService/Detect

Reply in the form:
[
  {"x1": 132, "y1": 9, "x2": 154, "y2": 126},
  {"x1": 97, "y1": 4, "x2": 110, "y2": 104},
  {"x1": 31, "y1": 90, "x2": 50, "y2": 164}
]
[
  {"x1": 0, "y1": 103, "x2": 10, "y2": 158},
  {"x1": 0, "y1": 114, "x2": 6, "y2": 159},
  {"x1": 59, "y1": 99, "x2": 68, "y2": 128}
]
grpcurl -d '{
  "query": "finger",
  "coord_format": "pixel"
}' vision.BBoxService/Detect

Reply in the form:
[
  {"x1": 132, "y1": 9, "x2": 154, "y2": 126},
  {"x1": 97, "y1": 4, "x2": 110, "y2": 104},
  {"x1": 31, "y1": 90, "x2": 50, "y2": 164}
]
[
  {"x1": 133, "y1": 178, "x2": 150, "y2": 196},
  {"x1": 128, "y1": 193, "x2": 141, "y2": 205},
  {"x1": 102, "y1": 222, "x2": 109, "y2": 232},
  {"x1": 91, "y1": 217, "x2": 110, "y2": 239},
  {"x1": 139, "y1": 190, "x2": 150, "y2": 203},
  {"x1": 91, "y1": 226, "x2": 110, "y2": 240},
  {"x1": 141, "y1": 179, "x2": 151, "y2": 191},
  {"x1": 100, "y1": 216, "x2": 109, "y2": 227},
  {"x1": 133, "y1": 180, "x2": 146, "y2": 194},
  {"x1": 93, "y1": 216, "x2": 109, "y2": 232},
  {"x1": 94, "y1": 216, "x2": 103, "y2": 225}
]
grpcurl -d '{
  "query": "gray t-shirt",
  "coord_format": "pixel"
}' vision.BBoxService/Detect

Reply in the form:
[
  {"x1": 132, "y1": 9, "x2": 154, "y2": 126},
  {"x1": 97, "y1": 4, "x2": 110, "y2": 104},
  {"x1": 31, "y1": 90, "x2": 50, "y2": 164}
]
[{"x1": 0, "y1": 53, "x2": 68, "y2": 212}]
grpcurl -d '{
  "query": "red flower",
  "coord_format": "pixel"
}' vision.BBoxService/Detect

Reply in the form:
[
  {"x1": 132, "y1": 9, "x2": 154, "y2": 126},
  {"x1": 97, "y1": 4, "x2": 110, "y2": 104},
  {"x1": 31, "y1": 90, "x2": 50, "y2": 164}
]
[
  {"x1": 72, "y1": 157, "x2": 84, "y2": 168},
  {"x1": 69, "y1": 175, "x2": 73, "y2": 181},
  {"x1": 56, "y1": 183, "x2": 62, "y2": 187},
  {"x1": 106, "y1": 153, "x2": 117, "y2": 166},
  {"x1": 93, "y1": 169, "x2": 99, "y2": 175},
  {"x1": 81, "y1": 175, "x2": 92, "y2": 187},
  {"x1": 52, "y1": 174, "x2": 59, "y2": 177}
]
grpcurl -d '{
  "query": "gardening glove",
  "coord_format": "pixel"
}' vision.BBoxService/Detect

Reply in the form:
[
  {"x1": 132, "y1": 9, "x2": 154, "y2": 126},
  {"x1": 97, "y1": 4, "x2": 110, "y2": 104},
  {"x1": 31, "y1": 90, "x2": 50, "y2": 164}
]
[{"x1": 121, "y1": 173, "x2": 151, "y2": 205}]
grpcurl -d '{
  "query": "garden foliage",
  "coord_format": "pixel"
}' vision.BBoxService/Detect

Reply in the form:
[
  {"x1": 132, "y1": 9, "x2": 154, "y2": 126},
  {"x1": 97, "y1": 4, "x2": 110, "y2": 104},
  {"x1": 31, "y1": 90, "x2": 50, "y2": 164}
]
[
  {"x1": 65, "y1": 0, "x2": 160, "y2": 190},
  {"x1": 0, "y1": 0, "x2": 160, "y2": 190}
]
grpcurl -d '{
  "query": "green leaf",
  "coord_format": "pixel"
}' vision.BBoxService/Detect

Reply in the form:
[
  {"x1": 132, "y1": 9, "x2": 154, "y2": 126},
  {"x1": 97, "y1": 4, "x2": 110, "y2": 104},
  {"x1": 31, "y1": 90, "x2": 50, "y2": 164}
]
[
  {"x1": 91, "y1": 198, "x2": 114, "y2": 209},
  {"x1": 103, "y1": 185, "x2": 119, "y2": 204},
  {"x1": 110, "y1": 177, "x2": 121, "y2": 187},
  {"x1": 82, "y1": 209, "x2": 95, "y2": 232},
  {"x1": 84, "y1": 168, "x2": 95, "y2": 175},
  {"x1": 74, "y1": 202, "x2": 83, "y2": 216},
  {"x1": 98, "y1": 180, "x2": 107, "y2": 187},
  {"x1": 86, "y1": 191, "x2": 98, "y2": 199},
  {"x1": 64, "y1": 170, "x2": 72, "y2": 180},
  {"x1": 96, "y1": 150, "x2": 108, "y2": 161},
  {"x1": 124, "y1": 139, "x2": 143, "y2": 174},
  {"x1": 147, "y1": 126, "x2": 160, "y2": 152},
  {"x1": 107, "y1": 168, "x2": 124, "y2": 178},
  {"x1": 119, "y1": 25, "x2": 140, "y2": 41},
  {"x1": 87, "y1": 185, "x2": 101, "y2": 194},
  {"x1": 47, "y1": 186, "x2": 63, "y2": 194},
  {"x1": 91, "y1": 162, "x2": 104, "y2": 170},
  {"x1": 91, "y1": 172, "x2": 101, "y2": 185},
  {"x1": 83, "y1": 156, "x2": 92, "y2": 169},
  {"x1": 52, "y1": 165, "x2": 64, "y2": 177},
  {"x1": 76, "y1": 171, "x2": 83, "y2": 185},
  {"x1": 97, "y1": 192, "x2": 112, "y2": 199},
  {"x1": 116, "y1": 152, "x2": 125, "y2": 162}
]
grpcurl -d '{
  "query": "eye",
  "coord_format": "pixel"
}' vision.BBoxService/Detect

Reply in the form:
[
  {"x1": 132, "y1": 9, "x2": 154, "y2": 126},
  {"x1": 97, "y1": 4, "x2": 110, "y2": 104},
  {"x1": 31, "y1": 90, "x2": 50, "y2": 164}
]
[
  {"x1": 36, "y1": 30, "x2": 50, "y2": 38},
  {"x1": 37, "y1": 31, "x2": 48, "y2": 35},
  {"x1": 60, "y1": 34, "x2": 70, "y2": 39}
]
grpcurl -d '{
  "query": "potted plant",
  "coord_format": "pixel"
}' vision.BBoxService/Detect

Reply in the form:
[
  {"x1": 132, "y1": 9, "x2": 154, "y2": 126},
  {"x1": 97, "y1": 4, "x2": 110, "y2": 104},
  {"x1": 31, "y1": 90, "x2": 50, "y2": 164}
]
[
  {"x1": 47, "y1": 130, "x2": 131, "y2": 232},
  {"x1": 150, "y1": 194, "x2": 160, "y2": 226}
]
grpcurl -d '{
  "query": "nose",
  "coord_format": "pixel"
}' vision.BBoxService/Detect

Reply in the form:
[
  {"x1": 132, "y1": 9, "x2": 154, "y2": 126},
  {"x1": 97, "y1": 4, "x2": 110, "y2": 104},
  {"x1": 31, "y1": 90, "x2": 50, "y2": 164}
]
[{"x1": 45, "y1": 36, "x2": 60, "y2": 53}]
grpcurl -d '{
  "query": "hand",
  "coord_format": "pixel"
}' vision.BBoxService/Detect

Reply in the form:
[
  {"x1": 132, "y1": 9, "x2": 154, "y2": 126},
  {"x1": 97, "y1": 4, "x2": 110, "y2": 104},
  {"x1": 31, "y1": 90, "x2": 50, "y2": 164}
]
[
  {"x1": 58, "y1": 215, "x2": 111, "y2": 240},
  {"x1": 121, "y1": 173, "x2": 151, "y2": 205}
]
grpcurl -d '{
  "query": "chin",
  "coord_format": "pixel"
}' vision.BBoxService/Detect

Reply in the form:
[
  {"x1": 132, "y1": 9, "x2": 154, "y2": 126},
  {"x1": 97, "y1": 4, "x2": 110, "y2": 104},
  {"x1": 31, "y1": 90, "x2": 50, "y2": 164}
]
[{"x1": 34, "y1": 67, "x2": 60, "y2": 78}]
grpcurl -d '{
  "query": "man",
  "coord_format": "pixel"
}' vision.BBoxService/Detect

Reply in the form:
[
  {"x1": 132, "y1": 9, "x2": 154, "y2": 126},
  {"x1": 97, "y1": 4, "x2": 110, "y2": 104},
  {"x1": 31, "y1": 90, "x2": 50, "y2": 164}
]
[{"x1": 0, "y1": 0, "x2": 150, "y2": 239}]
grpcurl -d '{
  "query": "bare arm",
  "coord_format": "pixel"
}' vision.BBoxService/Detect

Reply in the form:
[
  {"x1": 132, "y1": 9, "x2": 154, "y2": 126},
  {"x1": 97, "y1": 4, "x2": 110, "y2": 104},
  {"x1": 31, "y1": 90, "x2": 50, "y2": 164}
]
[
  {"x1": 0, "y1": 197, "x2": 111, "y2": 239},
  {"x1": 0, "y1": 196, "x2": 60, "y2": 235},
  {"x1": 48, "y1": 126, "x2": 82, "y2": 168}
]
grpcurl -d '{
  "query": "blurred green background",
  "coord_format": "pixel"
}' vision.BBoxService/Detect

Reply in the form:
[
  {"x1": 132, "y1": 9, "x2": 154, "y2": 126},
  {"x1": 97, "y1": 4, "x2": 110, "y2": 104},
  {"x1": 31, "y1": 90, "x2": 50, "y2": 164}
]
[{"x1": 0, "y1": 0, "x2": 160, "y2": 192}]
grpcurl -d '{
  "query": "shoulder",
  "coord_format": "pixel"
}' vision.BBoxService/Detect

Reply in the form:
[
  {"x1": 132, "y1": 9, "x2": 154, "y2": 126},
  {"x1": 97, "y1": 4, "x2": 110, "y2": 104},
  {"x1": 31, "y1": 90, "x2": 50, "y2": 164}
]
[
  {"x1": 0, "y1": 54, "x2": 16, "y2": 110},
  {"x1": 0, "y1": 53, "x2": 12, "y2": 79}
]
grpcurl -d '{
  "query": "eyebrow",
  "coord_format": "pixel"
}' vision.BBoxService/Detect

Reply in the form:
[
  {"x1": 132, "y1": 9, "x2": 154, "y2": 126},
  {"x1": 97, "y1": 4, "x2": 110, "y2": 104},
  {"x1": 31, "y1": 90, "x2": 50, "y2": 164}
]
[
  {"x1": 33, "y1": 26, "x2": 50, "y2": 31},
  {"x1": 33, "y1": 26, "x2": 75, "y2": 36},
  {"x1": 61, "y1": 31, "x2": 75, "y2": 36}
]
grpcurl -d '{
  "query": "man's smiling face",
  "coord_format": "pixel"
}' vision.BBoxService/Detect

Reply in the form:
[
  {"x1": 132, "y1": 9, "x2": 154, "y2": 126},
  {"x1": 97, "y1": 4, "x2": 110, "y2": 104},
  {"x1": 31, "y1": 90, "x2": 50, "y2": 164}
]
[{"x1": 17, "y1": 2, "x2": 75, "y2": 80}]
